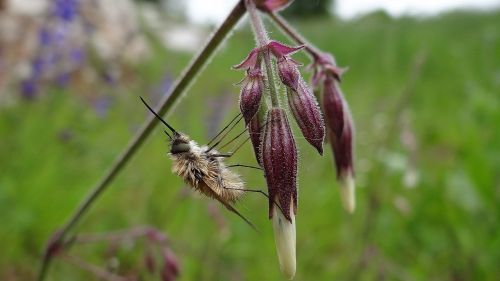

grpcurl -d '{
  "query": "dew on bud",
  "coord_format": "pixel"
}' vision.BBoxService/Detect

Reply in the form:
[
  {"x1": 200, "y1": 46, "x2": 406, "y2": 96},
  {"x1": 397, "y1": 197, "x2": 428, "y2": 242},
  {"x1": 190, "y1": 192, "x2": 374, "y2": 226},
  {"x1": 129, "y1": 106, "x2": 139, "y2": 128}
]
[{"x1": 287, "y1": 80, "x2": 325, "y2": 155}]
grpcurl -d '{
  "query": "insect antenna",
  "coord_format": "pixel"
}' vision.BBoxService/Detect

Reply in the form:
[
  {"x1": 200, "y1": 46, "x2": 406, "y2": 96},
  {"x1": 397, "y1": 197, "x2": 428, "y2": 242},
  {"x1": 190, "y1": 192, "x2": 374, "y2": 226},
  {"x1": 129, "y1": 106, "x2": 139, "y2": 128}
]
[{"x1": 140, "y1": 97, "x2": 178, "y2": 137}]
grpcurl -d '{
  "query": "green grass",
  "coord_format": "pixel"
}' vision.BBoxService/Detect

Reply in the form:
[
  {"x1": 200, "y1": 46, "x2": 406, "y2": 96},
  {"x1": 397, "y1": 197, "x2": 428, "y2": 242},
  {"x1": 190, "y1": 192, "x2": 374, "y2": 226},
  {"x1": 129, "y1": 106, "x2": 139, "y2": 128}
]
[{"x1": 1, "y1": 9, "x2": 499, "y2": 280}]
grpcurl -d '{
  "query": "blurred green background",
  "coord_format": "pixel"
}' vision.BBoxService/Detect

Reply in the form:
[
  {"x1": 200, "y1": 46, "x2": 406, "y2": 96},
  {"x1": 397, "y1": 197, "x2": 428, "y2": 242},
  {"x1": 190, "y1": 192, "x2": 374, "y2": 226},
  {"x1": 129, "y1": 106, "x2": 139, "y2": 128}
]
[{"x1": 0, "y1": 0, "x2": 499, "y2": 280}]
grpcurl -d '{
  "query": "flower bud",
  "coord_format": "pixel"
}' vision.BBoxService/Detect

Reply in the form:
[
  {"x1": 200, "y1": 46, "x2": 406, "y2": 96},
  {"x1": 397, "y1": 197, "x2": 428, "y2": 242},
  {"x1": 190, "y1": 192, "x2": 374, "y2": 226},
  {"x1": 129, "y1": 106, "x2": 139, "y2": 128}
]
[
  {"x1": 322, "y1": 75, "x2": 345, "y2": 139},
  {"x1": 255, "y1": 0, "x2": 293, "y2": 12},
  {"x1": 239, "y1": 69, "x2": 263, "y2": 123},
  {"x1": 161, "y1": 248, "x2": 180, "y2": 281},
  {"x1": 262, "y1": 108, "x2": 298, "y2": 220},
  {"x1": 329, "y1": 111, "x2": 356, "y2": 213},
  {"x1": 248, "y1": 112, "x2": 264, "y2": 165},
  {"x1": 277, "y1": 57, "x2": 300, "y2": 91},
  {"x1": 261, "y1": 108, "x2": 298, "y2": 279},
  {"x1": 287, "y1": 80, "x2": 325, "y2": 155}
]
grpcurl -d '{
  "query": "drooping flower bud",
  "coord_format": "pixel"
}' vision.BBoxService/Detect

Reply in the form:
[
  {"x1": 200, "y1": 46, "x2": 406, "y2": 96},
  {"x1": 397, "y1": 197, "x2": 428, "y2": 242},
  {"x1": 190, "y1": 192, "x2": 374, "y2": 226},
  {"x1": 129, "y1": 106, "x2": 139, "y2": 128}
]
[
  {"x1": 255, "y1": 0, "x2": 293, "y2": 12},
  {"x1": 161, "y1": 248, "x2": 180, "y2": 281},
  {"x1": 239, "y1": 68, "x2": 263, "y2": 123},
  {"x1": 261, "y1": 108, "x2": 297, "y2": 279},
  {"x1": 262, "y1": 108, "x2": 298, "y2": 220},
  {"x1": 248, "y1": 111, "x2": 264, "y2": 165},
  {"x1": 322, "y1": 75, "x2": 345, "y2": 139},
  {"x1": 277, "y1": 57, "x2": 300, "y2": 91},
  {"x1": 287, "y1": 80, "x2": 325, "y2": 155},
  {"x1": 329, "y1": 108, "x2": 356, "y2": 213}
]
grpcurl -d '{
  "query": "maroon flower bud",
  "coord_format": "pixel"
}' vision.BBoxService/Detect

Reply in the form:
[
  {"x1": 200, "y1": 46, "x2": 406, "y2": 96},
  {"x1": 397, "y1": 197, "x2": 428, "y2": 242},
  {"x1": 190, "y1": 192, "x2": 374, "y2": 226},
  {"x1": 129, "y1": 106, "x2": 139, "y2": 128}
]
[
  {"x1": 161, "y1": 248, "x2": 180, "y2": 281},
  {"x1": 261, "y1": 108, "x2": 298, "y2": 220},
  {"x1": 255, "y1": 0, "x2": 293, "y2": 12},
  {"x1": 144, "y1": 250, "x2": 156, "y2": 273},
  {"x1": 239, "y1": 68, "x2": 263, "y2": 123},
  {"x1": 287, "y1": 80, "x2": 325, "y2": 154},
  {"x1": 277, "y1": 57, "x2": 300, "y2": 91},
  {"x1": 322, "y1": 75, "x2": 345, "y2": 139},
  {"x1": 248, "y1": 112, "x2": 264, "y2": 165},
  {"x1": 261, "y1": 108, "x2": 298, "y2": 279},
  {"x1": 329, "y1": 108, "x2": 356, "y2": 213}
]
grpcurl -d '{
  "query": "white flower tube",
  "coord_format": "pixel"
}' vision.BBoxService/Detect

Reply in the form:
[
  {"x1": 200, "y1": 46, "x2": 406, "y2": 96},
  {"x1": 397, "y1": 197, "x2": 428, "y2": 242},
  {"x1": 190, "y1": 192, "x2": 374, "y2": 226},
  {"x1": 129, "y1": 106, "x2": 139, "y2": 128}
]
[
  {"x1": 272, "y1": 204, "x2": 296, "y2": 280},
  {"x1": 340, "y1": 172, "x2": 356, "y2": 213}
]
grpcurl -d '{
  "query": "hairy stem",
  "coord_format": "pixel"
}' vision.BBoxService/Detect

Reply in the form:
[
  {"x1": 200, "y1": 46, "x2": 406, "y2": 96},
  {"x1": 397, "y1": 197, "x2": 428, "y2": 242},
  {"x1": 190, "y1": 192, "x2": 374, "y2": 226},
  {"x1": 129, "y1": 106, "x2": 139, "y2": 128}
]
[
  {"x1": 246, "y1": 0, "x2": 280, "y2": 107},
  {"x1": 267, "y1": 12, "x2": 323, "y2": 61},
  {"x1": 36, "y1": 1, "x2": 246, "y2": 280}
]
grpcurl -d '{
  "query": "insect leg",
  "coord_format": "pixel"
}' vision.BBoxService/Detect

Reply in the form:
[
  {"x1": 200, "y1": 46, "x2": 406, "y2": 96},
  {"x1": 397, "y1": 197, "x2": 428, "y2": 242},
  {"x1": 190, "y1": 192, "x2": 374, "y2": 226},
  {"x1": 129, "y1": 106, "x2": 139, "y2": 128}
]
[
  {"x1": 206, "y1": 113, "x2": 243, "y2": 147},
  {"x1": 227, "y1": 164, "x2": 262, "y2": 171},
  {"x1": 211, "y1": 153, "x2": 233, "y2": 158},
  {"x1": 206, "y1": 114, "x2": 244, "y2": 153},
  {"x1": 221, "y1": 186, "x2": 286, "y2": 215}
]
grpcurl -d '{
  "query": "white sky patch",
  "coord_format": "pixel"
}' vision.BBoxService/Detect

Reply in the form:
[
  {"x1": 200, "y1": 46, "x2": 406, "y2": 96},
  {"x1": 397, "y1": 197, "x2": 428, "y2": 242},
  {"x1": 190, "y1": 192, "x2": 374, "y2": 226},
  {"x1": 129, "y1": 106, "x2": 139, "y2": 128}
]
[
  {"x1": 186, "y1": 0, "x2": 500, "y2": 23},
  {"x1": 337, "y1": 0, "x2": 500, "y2": 19}
]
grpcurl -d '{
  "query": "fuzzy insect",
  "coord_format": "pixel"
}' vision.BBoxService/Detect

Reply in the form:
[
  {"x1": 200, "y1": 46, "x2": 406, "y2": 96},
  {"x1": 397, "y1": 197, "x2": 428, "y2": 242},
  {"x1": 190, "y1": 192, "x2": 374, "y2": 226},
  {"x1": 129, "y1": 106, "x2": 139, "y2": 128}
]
[{"x1": 140, "y1": 97, "x2": 259, "y2": 229}]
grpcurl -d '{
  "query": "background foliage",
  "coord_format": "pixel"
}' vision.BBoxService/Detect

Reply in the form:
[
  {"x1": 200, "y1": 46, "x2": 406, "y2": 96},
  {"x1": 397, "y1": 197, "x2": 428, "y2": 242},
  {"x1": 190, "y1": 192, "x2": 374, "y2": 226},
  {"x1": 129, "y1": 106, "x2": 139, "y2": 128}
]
[{"x1": 0, "y1": 3, "x2": 499, "y2": 280}]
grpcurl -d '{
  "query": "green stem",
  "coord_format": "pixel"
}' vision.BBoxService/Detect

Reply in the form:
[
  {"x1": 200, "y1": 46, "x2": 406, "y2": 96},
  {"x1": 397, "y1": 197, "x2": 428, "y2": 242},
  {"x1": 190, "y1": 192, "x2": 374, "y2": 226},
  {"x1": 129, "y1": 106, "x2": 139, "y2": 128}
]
[
  {"x1": 36, "y1": 1, "x2": 246, "y2": 280},
  {"x1": 246, "y1": 0, "x2": 280, "y2": 107}
]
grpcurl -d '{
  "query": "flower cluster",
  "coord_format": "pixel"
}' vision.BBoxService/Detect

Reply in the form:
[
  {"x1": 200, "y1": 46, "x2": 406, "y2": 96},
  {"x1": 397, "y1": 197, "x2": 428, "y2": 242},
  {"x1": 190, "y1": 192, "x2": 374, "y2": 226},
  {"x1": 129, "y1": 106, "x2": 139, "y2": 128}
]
[
  {"x1": 235, "y1": 1, "x2": 326, "y2": 278},
  {"x1": 20, "y1": 0, "x2": 85, "y2": 99},
  {"x1": 234, "y1": 0, "x2": 356, "y2": 278}
]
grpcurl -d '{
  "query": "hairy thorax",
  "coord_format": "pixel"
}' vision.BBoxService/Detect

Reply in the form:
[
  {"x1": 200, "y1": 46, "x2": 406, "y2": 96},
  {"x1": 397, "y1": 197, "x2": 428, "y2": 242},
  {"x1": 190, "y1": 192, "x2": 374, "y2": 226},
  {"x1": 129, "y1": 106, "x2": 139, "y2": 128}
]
[{"x1": 169, "y1": 141, "x2": 244, "y2": 203}]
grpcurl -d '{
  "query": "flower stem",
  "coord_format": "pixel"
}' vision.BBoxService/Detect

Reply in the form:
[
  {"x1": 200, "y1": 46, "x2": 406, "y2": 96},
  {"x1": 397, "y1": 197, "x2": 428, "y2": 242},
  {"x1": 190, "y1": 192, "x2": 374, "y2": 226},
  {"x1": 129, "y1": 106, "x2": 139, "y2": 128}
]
[
  {"x1": 267, "y1": 11, "x2": 323, "y2": 62},
  {"x1": 36, "y1": 1, "x2": 246, "y2": 280},
  {"x1": 246, "y1": 0, "x2": 280, "y2": 107}
]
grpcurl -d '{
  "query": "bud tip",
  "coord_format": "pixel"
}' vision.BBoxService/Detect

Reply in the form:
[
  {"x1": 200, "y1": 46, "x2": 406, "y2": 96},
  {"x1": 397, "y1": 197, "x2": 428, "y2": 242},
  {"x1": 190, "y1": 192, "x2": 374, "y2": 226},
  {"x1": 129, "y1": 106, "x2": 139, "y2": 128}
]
[
  {"x1": 339, "y1": 173, "x2": 356, "y2": 213},
  {"x1": 272, "y1": 204, "x2": 296, "y2": 280}
]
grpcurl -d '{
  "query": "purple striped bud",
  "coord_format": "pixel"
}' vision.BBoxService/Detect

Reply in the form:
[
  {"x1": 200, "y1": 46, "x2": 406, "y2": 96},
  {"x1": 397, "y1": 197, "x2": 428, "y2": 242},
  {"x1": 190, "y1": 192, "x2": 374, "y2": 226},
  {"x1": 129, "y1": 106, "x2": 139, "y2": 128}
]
[
  {"x1": 161, "y1": 248, "x2": 180, "y2": 281},
  {"x1": 262, "y1": 109, "x2": 298, "y2": 279},
  {"x1": 239, "y1": 68, "x2": 263, "y2": 124},
  {"x1": 328, "y1": 108, "x2": 356, "y2": 213},
  {"x1": 287, "y1": 80, "x2": 325, "y2": 154},
  {"x1": 249, "y1": 113, "x2": 264, "y2": 165},
  {"x1": 322, "y1": 75, "x2": 345, "y2": 139},
  {"x1": 262, "y1": 108, "x2": 298, "y2": 221},
  {"x1": 278, "y1": 57, "x2": 300, "y2": 91}
]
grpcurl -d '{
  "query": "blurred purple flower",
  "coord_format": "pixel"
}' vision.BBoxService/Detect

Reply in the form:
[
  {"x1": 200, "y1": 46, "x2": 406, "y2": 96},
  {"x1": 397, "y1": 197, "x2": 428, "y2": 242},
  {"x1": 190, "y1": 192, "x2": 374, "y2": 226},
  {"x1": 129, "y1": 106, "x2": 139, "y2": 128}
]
[
  {"x1": 54, "y1": 0, "x2": 80, "y2": 22},
  {"x1": 70, "y1": 48, "x2": 85, "y2": 64},
  {"x1": 56, "y1": 72, "x2": 71, "y2": 87},
  {"x1": 20, "y1": 79, "x2": 38, "y2": 99},
  {"x1": 93, "y1": 96, "x2": 113, "y2": 117},
  {"x1": 38, "y1": 27, "x2": 53, "y2": 46}
]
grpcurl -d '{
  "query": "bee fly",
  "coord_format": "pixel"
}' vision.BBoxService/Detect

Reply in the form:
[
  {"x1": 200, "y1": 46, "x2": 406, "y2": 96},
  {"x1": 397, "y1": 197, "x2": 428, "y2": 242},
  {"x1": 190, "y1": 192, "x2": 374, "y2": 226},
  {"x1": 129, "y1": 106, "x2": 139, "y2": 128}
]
[{"x1": 140, "y1": 97, "x2": 266, "y2": 229}]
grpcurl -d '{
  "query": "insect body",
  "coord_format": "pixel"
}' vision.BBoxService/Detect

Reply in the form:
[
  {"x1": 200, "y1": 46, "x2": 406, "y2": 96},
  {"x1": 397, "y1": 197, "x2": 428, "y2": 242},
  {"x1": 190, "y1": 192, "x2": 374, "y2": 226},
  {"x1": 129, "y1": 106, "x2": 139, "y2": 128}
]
[{"x1": 140, "y1": 97, "x2": 254, "y2": 228}]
